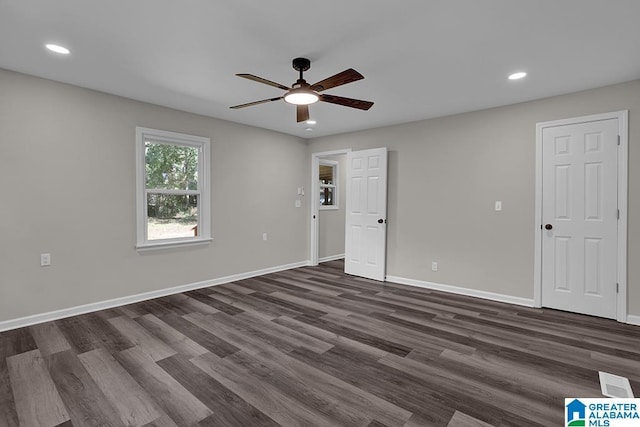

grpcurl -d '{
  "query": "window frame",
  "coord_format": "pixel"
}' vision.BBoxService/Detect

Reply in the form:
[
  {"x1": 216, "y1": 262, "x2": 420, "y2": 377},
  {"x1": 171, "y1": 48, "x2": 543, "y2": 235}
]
[
  {"x1": 135, "y1": 127, "x2": 211, "y2": 250},
  {"x1": 318, "y1": 159, "x2": 339, "y2": 210}
]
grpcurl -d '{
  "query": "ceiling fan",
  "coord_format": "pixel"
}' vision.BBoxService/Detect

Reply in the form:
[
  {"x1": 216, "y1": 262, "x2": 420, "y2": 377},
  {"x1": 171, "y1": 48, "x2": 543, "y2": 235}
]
[{"x1": 230, "y1": 57, "x2": 374, "y2": 123}]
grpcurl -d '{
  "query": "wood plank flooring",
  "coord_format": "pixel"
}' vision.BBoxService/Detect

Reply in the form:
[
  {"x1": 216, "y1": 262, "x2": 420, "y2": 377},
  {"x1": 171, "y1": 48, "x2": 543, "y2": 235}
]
[{"x1": 1, "y1": 259, "x2": 639, "y2": 426}]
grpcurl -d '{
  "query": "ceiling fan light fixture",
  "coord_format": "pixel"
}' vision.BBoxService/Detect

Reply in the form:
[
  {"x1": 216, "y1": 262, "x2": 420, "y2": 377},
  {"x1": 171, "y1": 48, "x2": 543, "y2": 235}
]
[{"x1": 284, "y1": 89, "x2": 319, "y2": 105}]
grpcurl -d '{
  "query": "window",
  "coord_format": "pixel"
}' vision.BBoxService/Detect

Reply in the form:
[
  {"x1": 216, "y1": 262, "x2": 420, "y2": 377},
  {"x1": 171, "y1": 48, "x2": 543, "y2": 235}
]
[
  {"x1": 136, "y1": 127, "x2": 211, "y2": 249},
  {"x1": 319, "y1": 160, "x2": 338, "y2": 210}
]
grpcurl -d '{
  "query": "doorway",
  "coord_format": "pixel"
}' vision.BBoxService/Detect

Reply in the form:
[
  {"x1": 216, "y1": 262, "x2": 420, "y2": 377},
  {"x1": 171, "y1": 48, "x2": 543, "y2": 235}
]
[
  {"x1": 534, "y1": 111, "x2": 628, "y2": 321},
  {"x1": 310, "y1": 149, "x2": 350, "y2": 266}
]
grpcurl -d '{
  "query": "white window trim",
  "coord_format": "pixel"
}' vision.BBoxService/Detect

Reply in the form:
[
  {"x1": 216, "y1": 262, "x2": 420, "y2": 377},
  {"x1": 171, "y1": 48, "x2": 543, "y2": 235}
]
[
  {"x1": 135, "y1": 127, "x2": 211, "y2": 250},
  {"x1": 319, "y1": 159, "x2": 339, "y2": 210}
]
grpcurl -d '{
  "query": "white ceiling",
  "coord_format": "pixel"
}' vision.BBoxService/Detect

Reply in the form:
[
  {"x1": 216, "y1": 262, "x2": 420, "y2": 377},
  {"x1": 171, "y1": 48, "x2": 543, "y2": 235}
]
[{"x1": 1, "y1": 1, "x2": 639, "y2": 139}]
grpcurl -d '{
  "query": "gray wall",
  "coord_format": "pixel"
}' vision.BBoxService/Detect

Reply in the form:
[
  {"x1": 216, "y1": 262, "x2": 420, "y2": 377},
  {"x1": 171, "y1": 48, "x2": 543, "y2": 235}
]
[
  {"x1": 318, "y1": 155, "x2": 346, "y2": 260},
  {"x1": 0, "y1": 69, "x2": 309, "y2": 323},
  {"x1": 308, "y1": 80, "x2": 640, "y2": 317},
  {"x1": 2, "y1": 68, "x2": 638, "y2": 324}
]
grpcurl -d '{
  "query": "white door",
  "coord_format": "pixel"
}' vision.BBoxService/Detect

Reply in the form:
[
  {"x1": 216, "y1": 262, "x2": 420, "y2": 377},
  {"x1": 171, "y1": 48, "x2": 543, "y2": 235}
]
[
  {"x1": 344, "y1": 147, "x2": 388, "y2": 281},
  {"x1": 541, "y1": 118, "x2": 618, "y2": 318}
]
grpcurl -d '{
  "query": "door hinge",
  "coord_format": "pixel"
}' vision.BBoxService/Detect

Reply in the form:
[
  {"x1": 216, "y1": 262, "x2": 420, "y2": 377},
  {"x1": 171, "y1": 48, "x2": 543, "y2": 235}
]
[
  {"x1": 617, "y1": 209, "x2": 620, "y2": 220},
  {"x1": 618, "y1": 135, "x2": 621, "y2": 146},
  {"x1": 616, "y1": 283, "x2": 619, "y2": 293}
]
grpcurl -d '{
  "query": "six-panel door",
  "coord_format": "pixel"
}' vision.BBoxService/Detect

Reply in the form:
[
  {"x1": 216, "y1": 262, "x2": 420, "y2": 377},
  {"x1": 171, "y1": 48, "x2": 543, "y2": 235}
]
[
  {"x1": 541, "y1": 119, "x2": 618, "y2": 319},
  {"x1": 344, "y1": 147, "x2": 388, "y2": 281}
]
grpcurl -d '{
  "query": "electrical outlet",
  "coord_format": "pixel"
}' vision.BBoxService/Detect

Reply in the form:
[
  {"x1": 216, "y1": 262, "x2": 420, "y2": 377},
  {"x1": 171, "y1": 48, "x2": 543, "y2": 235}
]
[
  {"x1": 262, "y1": 233, "x2": 268, "y2": 241},
  {"x1": 495, "y1": 200, "x2": 502, "y2": 211},
  {"x1": 295, "y1": 199, "x2": 301, "y2": 208},
  {"x1": 431, "y1": 261, "x2": 438, "y2": 272},
  {"x1": 40, "y1": 253, "x2": 51, "y2": 267}
]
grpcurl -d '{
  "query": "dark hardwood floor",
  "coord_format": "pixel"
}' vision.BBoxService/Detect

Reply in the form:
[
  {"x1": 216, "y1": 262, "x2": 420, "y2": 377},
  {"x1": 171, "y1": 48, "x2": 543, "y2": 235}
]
[{"x1": 1, "y1": 260, "x2": 639, "y2": 426}]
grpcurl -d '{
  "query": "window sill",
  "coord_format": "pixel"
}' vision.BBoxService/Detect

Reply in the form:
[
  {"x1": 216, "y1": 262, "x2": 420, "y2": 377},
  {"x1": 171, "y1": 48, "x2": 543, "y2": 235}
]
[
  {"x1": 136, "y1": 238, "x2": 212, "y2": 252},
  {"x1": 319, "y1": 206, "x2": 339, "y2": 211}
]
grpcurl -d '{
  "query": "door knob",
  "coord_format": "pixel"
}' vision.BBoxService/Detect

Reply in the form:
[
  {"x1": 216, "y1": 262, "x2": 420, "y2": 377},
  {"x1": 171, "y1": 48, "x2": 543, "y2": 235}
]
[
  {"x1": 545, "y1": 224, "x2": 553, "y2": 230},
  {"x1": 378, "y1": 219, "x2": 384, "y2": 224}
]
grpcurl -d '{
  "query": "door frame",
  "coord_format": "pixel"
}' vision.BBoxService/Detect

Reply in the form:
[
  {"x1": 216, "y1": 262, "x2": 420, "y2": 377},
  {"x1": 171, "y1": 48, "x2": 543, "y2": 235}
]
[
  {"x1": 533, "y1": 110, "x2": 628, "y2": 322},
  {"x1": 310, "y1": 148, "x2": 351, "y2": 266}
]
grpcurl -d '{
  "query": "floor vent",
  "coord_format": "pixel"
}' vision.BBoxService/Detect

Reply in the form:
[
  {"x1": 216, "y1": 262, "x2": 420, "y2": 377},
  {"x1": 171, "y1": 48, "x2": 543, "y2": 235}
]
[{"x1": 599, "y1": 371, "x2": 635, "y2": 398}]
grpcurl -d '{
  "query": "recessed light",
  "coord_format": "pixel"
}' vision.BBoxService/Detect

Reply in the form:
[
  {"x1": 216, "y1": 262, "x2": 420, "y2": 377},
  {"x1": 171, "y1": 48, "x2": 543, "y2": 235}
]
[
  {"x1": 306, "y1": 120, "x2": 317, "y2": 125},
  {"x1": 305, "y1": 128, "x2": 313, "y2": 132},
  {"x1": 45, "y1": 44, "x2": 70, "y2": 55},
  {"x1": 508, "y1": 71, "x2": 527, "y2": 80}
]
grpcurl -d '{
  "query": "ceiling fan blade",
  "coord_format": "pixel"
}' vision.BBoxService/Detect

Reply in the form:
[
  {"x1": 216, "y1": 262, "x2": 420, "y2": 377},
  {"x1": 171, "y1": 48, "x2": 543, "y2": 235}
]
[
  {"x1": 236, "y1": 74, "x2": 290, "y2": 91},
  {"x1": 311, "y1": 69, "x2": 364, "y2": 92},
  {"x1": 297, "y1": 105, "x2": 310, "y2": 122},
  {"x1": 229, "y1": 97, "x2": 282, "y2": 109},
  {"x1": 319, "y1": 94, "x2": 373, "y2": 110}
]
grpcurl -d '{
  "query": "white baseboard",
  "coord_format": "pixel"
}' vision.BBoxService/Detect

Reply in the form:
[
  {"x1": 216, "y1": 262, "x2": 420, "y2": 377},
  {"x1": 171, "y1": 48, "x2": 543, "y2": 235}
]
[
  {"x1": 4, "y1": 262, "x2": 636, "y2": 333},
  {"x1": 385, "y1": 275, "x2": 535, "y2": 307},
  {"x1": 627, "y1": 315, "x2": 640, "y2": 326},
  {"x1": 386, "y1": 276, "x2": 640, "y2": 327},
  {"x1": 0, "y1": 260, "x2": 311, "y2": 332},
  {"x1": 319, "y1": 253, "x2": 345, "y2": 263}
]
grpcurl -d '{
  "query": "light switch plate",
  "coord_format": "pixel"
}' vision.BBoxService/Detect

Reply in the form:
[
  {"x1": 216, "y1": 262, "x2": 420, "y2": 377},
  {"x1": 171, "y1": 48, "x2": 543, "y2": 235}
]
[
  {"x1": 40, "y1": 253, "x2": 51, "y2": 266},
  {"x1": 495, "y1": 201, "x2": 502, "y2": 211}
]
